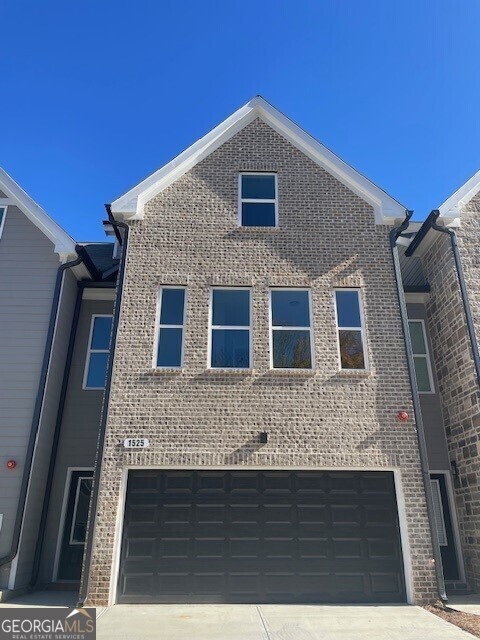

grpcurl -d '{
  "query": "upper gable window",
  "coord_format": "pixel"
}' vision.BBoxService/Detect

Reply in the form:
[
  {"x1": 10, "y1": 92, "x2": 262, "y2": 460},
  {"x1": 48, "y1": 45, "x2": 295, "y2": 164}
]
[{"x1": 239, "y1": 173, "x2": 277, "y2": 227}]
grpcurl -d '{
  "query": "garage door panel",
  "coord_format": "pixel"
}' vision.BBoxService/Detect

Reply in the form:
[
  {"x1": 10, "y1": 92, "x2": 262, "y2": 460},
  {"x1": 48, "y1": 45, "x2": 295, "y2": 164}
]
[{"x1": 118, "y1": 470, "x2": 405, "y2": 603}]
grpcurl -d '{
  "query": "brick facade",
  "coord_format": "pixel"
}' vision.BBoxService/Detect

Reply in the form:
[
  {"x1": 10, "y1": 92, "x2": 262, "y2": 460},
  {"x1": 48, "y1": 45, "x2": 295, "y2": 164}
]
[
  {"x1": 84, "y1": 118, "x2": 437, "y2": 605},
  {"x1": 422, "y1": 193, "x2": 480, "y2": 591}
]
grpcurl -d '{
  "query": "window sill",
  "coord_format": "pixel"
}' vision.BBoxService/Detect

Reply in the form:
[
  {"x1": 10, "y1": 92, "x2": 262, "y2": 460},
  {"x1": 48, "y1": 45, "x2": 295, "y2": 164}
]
[
  {"x1": 234, "y1": 226, "x2": 282, "y2": 232},
  {"x1": 153, "y1": 367, "x2": 184, "y2": 375},
  {"x1": 335, "y1": 369, "x2": 372, "y2": 378},
  {"x1": 204, "y1": 368, "x2": 255, "y2": 375},
  {"x1": 267, "y1": 368, "x2": 316, "y2": 376}
]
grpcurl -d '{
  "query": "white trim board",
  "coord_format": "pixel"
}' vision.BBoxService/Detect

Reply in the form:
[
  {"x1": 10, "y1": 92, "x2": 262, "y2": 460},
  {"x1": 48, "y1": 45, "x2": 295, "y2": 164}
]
[
  {"x1": 439, "y1": 168, "x2": 480, "y2": 224},
  {"x1": 110, "y1": 96, "x2": 407, "y2": 224},
  {"x1": 0, "y1": 168, "x2": 76, "y2": 259}
]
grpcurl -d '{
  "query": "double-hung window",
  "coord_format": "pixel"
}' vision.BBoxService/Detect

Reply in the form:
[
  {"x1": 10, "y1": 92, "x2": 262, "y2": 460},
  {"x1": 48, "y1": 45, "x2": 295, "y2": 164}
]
[
  {"x1": 83, "y1": 315, "x2": 113, "y2": 389},
  {"x1": 210, "y1": 288, "x2": 251, "y2": 368},
  {"x1": 239, "y1": 173, "x2": 277, "y2": 227},
  {"x1": 156, "y1": 287, "x2": 186, "y2": 368},
  {"x1": 334, "y1": 290, "x2": 367, "y2": 370},
  {"x1": 0, "y1": 206, "x2": 7, "y2": 239},
  {"x1": 408, "y1": 320, "x2": 434, "y2": 392},
  {"x1": 270, "y1": 289, "x2": 314, "y2": 369}
]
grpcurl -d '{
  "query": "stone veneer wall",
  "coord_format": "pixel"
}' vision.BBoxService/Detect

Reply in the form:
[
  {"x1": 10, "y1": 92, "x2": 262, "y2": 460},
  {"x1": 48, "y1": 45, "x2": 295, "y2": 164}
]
[
  {"x1": 84, "y1": 118, "x2": 436, "y2": 605},
  {"x1": 422, "y1": 195, "x2": 480, "y2": 589}
]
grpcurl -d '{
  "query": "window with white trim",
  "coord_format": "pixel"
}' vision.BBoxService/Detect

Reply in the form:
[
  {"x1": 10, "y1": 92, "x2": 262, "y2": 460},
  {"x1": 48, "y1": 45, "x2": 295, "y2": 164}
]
[
  {"x1": 334, "y1": 290, "x2": 367, "y2": 370},
  {"x1": 239, "y1": 173, "x2": 277, "y2": 227},
  {"x1": 69, "y1": 476, "x2": 93, "y2": 545},
  {"x1": 83, "y1": 315, "x2": 113, "y2": 389},
  {"x1": 408, "y1": 320, "x2": 434, "y2": 393},
  {"x1": 0, "y1": 206, "x2": 7, "y2": 240},
  {"x1": 270, "y1": 289, "x2": 314, "y2": 369},
  {"x1": 156, "y1": 287, "x2": 186, "y2": 368},
  {"x1": 210, "y1": 288, "x2": 251, "y2": 368}
]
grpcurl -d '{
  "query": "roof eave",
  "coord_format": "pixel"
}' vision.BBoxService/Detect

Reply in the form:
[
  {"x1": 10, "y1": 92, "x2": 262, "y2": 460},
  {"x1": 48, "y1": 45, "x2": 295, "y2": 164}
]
[
  {"x1": 110, "y1": 96, "x2": 406, "y2": 225},
  {"x1": 0, "y1": 168, "x2": 76, "y2": 259},
  {"x1": 438, "y1": 168, "x2": 480, "y2": 224}
]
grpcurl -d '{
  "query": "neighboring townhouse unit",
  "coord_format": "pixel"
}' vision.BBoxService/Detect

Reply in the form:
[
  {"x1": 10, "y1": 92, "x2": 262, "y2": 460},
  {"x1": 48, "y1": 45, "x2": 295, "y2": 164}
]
[
  {"x1": 400, "y1": 171, "x2": 480, "y2": 594},
  {"x1": 78, "y1": 97, "x2": 445, "y2": 607},
  {"x1": 0, "y1": 169, "x2": 118, "y2": 599}
]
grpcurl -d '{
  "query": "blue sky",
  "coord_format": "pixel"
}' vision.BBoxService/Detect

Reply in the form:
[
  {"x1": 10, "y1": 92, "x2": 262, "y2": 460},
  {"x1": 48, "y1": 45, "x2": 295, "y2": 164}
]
[{"x1": 1, "y1": 1, "x2": 479, "y2": 240}]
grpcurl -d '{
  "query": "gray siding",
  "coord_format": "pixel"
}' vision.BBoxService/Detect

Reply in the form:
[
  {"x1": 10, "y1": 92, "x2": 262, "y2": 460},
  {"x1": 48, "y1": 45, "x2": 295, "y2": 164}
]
[
  {"x1": 0, "y1": 205, "x2": 60, "y2": 588},
  {"x1": 406, "y1": 302, "x2": 449, "y2": 470},
  {"x1": 39, "y1": 298, "x2": 113, "y2": 584},
  {"x1": 11, "y1": 270, "x2": 78, "y2": 589}
]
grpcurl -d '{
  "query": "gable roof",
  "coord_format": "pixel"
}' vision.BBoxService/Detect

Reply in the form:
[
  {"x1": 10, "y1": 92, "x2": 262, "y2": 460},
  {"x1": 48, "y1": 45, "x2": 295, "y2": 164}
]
[
  {"x1": 0, "y1": 168, "x2": 76, "y2": 259},
  {"x1": 111, "y1": 96, "x2": 406, "y2": 224},
  {"x1": 439, "y1": 168, "x2": 480, "y2": 224}
]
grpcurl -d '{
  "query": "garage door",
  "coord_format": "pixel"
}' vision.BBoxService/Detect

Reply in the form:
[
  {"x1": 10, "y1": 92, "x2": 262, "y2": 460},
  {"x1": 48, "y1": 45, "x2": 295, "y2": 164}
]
[{"x1": 118, "y1": 470, "x2": 405, "y2": 603}]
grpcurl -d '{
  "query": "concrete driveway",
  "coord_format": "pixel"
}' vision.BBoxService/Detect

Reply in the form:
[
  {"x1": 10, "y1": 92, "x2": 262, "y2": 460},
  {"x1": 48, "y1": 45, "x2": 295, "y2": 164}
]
[{"x1": 96, "y1": 603, "x2": 477, "y2": 640}]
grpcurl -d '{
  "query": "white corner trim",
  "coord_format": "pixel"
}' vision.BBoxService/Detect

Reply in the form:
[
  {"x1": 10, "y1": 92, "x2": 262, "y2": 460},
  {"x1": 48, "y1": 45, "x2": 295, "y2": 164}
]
[
  {"x1": 0, "y1": 168, "x2": 76, "y2": 257},
  {"x1": 110, "y1": 96, "x2": 406, "y2": 224},
  {"x1": 439, "y1": 168, "x2": 480, "y2": 222}
]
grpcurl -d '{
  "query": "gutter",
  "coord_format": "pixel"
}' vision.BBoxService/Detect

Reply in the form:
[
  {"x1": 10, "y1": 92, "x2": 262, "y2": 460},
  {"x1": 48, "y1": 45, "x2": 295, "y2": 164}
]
[
  {"x1": 75, "y1": 245, "x2": 102, "y2": 281},
  {"x1": 0, "y1": 254, "x2": 83, "y2": 574},
  {"x1": 390, "y1": 212, "x2": 448, "y2": 603},
  {"x1": 405, "y1": 209, "x2": 480, "y2": 388},
  {"x1": 77, "y1": 205, "x2": 129, "y2": 607}
]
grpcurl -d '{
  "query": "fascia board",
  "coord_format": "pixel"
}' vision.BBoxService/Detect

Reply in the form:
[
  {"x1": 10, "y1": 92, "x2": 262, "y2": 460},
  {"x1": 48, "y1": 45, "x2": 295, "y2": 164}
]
[
  {"x1": 438, "y1": 169, "x2": 480, "y2": 221},
  {"x1": 111, "y1": 97, "x2": 406, "y2": 224},
  {"x1": 0, "y1": 168, "x2": 76, "y2": 257}
]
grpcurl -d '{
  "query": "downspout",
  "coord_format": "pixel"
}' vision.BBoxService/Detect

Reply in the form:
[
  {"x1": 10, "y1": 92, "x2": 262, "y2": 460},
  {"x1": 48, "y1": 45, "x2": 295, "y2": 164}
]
[
  {"x1": 390, "y1": 212, "x2": 448, "y2": 603},
  {"x1": 0, "y1": 254, "x2": 83, "y2": 574},
  {"x1": 29, "y1": 285, "x2": 83, "y2": 588},
  {"x1": 430, "y1": 211, "x2": 480, "y2": 386},
  {"x1": 77, "y1": 206, "x2": 129, "y2": 607}
]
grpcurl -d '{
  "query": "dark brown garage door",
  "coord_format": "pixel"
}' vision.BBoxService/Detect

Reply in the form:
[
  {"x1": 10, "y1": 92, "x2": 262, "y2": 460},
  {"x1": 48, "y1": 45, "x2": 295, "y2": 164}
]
[{"x1": 118, "y1": 470, "x2": 405, "y2": 603}]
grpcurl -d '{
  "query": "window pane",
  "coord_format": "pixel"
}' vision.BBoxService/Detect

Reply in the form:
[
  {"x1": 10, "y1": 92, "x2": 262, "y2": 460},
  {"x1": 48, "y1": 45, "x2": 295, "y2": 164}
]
[
  {"x1": 409, "y1": 321, "x2": 427, "y2": 354},
  {"x1": 338, "y1": 329, "x2": 365, "y2": 369},
  {"x1": 241, "y1": 174, "x2": 275, "y2": 199},
  {"x1": 86, "y1": 352, "x2": 109, "y2": 388},
  {"x1": 414, "y1": 356, "x2": 431, "y2": 392},
  {"x1": 160, "y1": 288, "x2": 185, "y2": 325},
  {"x1": 273, "y1": 330, "x2": 312, "y2": 369},
  {"x1": 212, "y1": 289, "x2": 250, "y2": 326},
  {"x1": 157, "y1": 327, "x2": 183, "y2": 367},
  {"x1": 241, "y1": 202, "x2": 276, "y2": 227},
  {"x1": 211, "y1": 329, "x2": 249, "y2": 368},
  {"x1": 272, "y1": 290, "x2": 310, "y2": 327},
  {"x1": 72, "y1": 478, "x2": 92, "y2": 543},
  {"x1": 335, "y1": 291, "x2": 361, "y2": 328},
  {"x1": 91, "y1": 316, "x2": 112, "y2": 349}
]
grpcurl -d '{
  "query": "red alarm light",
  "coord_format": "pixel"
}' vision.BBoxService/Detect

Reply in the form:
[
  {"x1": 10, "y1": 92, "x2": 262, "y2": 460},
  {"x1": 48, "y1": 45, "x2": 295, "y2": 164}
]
[
  {"x1": 6, "y1": 460, "x2": 16, "y2": 470},
  {"x1": 397, "y1": 411, "x2": 409, "y2": 422}
]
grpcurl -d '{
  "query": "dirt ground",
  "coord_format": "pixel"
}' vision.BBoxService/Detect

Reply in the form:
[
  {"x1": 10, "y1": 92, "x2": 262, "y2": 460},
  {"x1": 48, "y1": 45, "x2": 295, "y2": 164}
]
[{"x1": 425, "y1": 602, "x2": 480, "y2": 638}]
